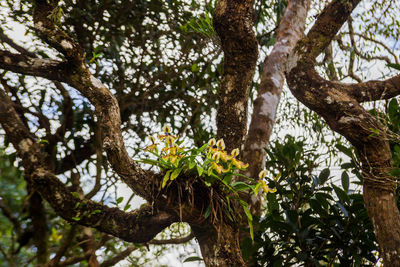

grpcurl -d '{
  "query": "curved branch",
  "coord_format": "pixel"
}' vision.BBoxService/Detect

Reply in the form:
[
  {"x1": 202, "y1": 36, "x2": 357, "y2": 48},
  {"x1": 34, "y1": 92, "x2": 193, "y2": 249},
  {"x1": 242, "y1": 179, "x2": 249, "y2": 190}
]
[
  {"x1": 344, "y1": 74, "x2": 400, "y2": 102},
  {"x1": 0, "y1": 88, "x2": 176, "y2": 244},
  {"x1": 30, "y1": 0, "x2": 152, "y2": 199},
  {"x1": 286, "y1": 0, "x2": 361, "y2": 71},
  {"x1": 0, "y1": 29, "x2": 36, "y2": 57},
  {"x1": 99, "y1": 247, "x2": 137, "y2": 267}
]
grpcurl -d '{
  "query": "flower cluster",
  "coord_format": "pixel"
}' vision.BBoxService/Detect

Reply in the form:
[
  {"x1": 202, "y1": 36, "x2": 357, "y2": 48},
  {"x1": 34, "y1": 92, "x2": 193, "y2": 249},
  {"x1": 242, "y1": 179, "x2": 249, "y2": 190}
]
[
  {"x1": 139, "y1": 125, "x2": 278, "y2": 241},
  {"x1": 141, "y1": 125, "x2": 277, "y2": 195},
  {"x1": 206, "y1": 138, "x2": 249, "y2": 174},
  {"x1": 144, "y1": 125, "x2": 184, "y2": 166}
]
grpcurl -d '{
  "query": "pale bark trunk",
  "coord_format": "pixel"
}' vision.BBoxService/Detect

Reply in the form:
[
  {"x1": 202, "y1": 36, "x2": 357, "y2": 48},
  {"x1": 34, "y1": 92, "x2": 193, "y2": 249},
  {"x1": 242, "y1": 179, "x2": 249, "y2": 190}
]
[{"x1": 243, "y1": 0, "x2": 310, "y2": 218}]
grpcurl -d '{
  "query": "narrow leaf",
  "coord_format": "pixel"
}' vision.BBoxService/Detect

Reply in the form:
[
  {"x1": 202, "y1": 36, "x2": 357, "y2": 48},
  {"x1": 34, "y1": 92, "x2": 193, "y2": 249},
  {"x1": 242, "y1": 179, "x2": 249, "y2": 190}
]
[{"x1": 162, "y1": 170, "x2": 172, "y2": 188}]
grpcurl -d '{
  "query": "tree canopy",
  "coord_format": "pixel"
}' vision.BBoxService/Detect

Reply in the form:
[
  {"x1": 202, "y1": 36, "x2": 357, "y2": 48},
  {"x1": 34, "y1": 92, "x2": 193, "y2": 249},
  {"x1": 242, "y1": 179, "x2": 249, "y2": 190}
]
[{"x1": 0, "y1": 0, "x2": 400, "y2": 266}]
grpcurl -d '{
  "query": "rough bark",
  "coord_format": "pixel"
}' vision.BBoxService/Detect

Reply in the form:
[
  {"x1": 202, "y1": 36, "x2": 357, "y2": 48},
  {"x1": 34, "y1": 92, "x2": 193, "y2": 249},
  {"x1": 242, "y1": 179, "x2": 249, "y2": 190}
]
[
  {"x1": 213, "y1": 0, "x2": 258, "y2": 152},
  {"x1": 286, "y1": 0, "x2": 400, "y2": 265},
  {"x1": 192, "y1": 224, "x2": 245, "y2": 267},
  {"x1": 28, "y1": 188, "x2": 49, "y2": 264}
]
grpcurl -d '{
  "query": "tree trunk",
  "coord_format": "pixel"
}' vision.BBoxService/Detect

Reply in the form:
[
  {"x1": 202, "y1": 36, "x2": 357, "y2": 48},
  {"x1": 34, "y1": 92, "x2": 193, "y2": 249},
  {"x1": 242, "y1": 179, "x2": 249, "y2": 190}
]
[
  {"x1": 359, "y1": 143, "x2": 400, "y2": 265},
  {"x1": 192, "y1": 224, "x2": 245, "y2": 267}
]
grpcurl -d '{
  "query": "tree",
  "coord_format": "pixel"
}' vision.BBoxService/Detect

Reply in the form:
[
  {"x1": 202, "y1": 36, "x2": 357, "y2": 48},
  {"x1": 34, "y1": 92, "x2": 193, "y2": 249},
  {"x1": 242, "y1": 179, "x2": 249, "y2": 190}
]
[{"x1": 0, "y1": 0, "x2": 399, "y2": 266}]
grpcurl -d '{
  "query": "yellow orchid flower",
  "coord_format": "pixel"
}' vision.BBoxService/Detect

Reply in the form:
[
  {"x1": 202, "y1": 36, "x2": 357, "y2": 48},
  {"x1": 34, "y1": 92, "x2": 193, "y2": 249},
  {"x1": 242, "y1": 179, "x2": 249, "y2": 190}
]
[
  {"x1": 164, "y1": 135, "x2": 175, "y2": 147},
  {"x1": 162, "y1": 124, "x2": 172, "y2": 134},
  {"x1": 258, "y1": 180, "x2": 277, "y2": 193},
  {"x1": 220, "y1": 151, "x2": 232, "y2": 162},
  {"x1": 211, "y1": 162, "x2": 229, "y2": 174},
  {"x1": 208, "y1": 138, "x2": 216, "y2": 147},
  {"x1": 143, "y1": 135, "x2": 158, "y2": 152},
  {"x1": 216, "y1": 139, "x2": 225, "y2": 150},
  {"x1": 231, "y1": 158, "x2": 249, "y2": 169},
  {"x1": 162, "y1": 154, "x2": 183, "y2": 164},
  {"x1": 231, "y1": 148, "x2": 239, "y2": 157},
  {"x1": 212, "y1": 151, "x2": 221, "y2": 162},
  {"x1": 258, "y1": 170, "x2": 268, "y2": 179}
]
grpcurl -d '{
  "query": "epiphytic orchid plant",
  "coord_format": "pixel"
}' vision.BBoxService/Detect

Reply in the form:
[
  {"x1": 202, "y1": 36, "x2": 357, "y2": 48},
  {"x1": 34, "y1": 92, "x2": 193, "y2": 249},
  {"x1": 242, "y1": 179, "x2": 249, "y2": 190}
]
[{"x1": 139, "y1": 125, "x2": 277, "y2": 239}]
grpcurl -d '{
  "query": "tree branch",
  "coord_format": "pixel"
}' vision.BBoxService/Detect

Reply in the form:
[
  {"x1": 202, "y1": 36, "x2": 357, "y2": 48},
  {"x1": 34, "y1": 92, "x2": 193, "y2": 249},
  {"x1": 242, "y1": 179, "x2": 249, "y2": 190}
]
[
  {"x1": 97, "y1": 232, "x2": 195, "y2": 267},
  {"x1": 99, "y1": 247, "x2": 137, "y2": 267},
  {"x1": 286, "y1": 0, "x2": 361, "y2": 71},
  {"x1": 0, "y1": 50, "x2": 68, "y2": 82},
  {"x1": 149, "y1": 231, "x2": 194, "y2": 245},
  {"x1": 344, "y1": 74, "x2": 400, "y2": 102},
  {"x1": 31, "y1": 0, "x2": 152, "y2": 199},
  {"x1": 0, "y1": 29, "x2": 36, "y2": 57},
  {"x1": 0, "y1": 88, "x2": 176, "y2": 244}
]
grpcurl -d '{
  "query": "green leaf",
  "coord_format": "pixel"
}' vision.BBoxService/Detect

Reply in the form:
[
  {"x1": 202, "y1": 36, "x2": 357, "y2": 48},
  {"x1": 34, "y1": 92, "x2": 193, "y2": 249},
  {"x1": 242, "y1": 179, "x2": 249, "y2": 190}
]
[
  {"x1": 336, "y1": 201, "x2": 349, "y2": 218},
  {"x1": 183, "y1": 256, "x2": 203, "y2": 263},
  {"x1": 90, "y1": 209, "x2": 101, "y2": 215},
  {"x1": 266, "y1": 192, "x2": 279, "y2": 212},
  {"x1": 240, "y1": 200, "x2": 254, "y2": 240},
  {"x1": 197, "y1": 165, "x2": 204, "y2": 176},
  {"x1": 335, "y1": 144, "x2": 353, "y2": 158},
  {"x1": 388, "y1": 98, "x2": 399, "y2": 121},
  {"x1": 310, "y1": 199, "x2": 328, "y2": 217},
  {"x1": 318, "y1": 168, "x2": 330, "y2": 185},
  {"x1": 71, "y1": 192, "x2": 81, "y2": 199},
  {"x1": 387, "y1": 63, "x2": 400, "y2": 71},
  {"x1": 191, "y1": 63, "x2": 199, "y2": 72},
  {"x1": 368, "y1": 128, "x2": 380, "y2": 138},
  {"x1": 170, "y1": 168, "x2": 182, "y2": 180},
  {"x1": 162, "y1": 170, "x2": 172, "y2": 188},
  {"x1": 188, "y1": 160, "x2": 196, "y2": 169},
  {"x1": 314, "y1": 192, "x2": 333, "y2": 209},
  {"x1": 223, "y1": 174, "x2": 232, "y2": 185},
  {"x1": 332, "y1": 184, "x2": 350, "y2": 204},
  {"x1": 116, "y1": 197, "x2": 124, "y2": 204},
  {"x1": 139, "y1": 158, "x2": 160, "y2": 166},
  {"x1": 207, "y1": 166, "x2": 213, "y2": 176},
  {"x1": 232, "y1": 182, "x2": 253, "y2": 191},
  {"x1": 72, "y1": 216, "x2": 81, "y2": 221},
  {"x1": 341, "y1": 171, "x2": 349, "y2": 193},
  {"x1": 204, "y1": 205, "x2": 212, "y2": 219}
]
